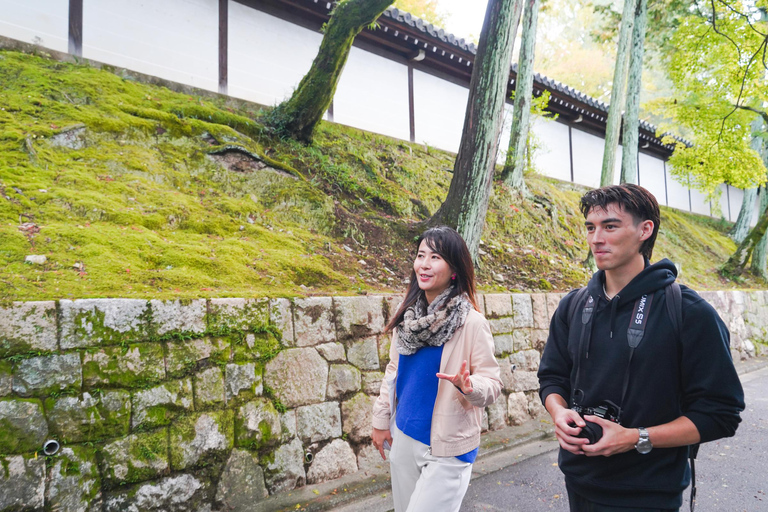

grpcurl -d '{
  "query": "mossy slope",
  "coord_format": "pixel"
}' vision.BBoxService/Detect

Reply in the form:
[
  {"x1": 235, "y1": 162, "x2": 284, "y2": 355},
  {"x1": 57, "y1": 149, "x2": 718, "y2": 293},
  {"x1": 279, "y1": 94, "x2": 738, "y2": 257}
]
[{"x1": 0, "y1": 50, "x2": 755, "y2": 300}]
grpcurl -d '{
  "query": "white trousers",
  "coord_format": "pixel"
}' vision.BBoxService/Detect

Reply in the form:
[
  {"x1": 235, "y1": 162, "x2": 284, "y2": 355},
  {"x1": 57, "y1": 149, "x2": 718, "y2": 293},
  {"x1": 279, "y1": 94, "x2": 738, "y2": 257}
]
[{"x1": 389, "y1": 425, "x2": 473, "y2": 512}]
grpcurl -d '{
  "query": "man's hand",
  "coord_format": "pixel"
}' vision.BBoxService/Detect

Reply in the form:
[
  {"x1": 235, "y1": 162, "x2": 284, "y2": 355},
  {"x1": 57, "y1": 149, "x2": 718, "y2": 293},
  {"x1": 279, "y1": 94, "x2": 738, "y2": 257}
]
[
  {"x1": 437, "y1": 360, "x2": 473, "y2": 394},
  {"x1": 551, "y1": 406, "x2": 590, "y2": 455},
  {"x1": 581, "y1": 415, "x2": 638, "y2": 457},
  {"x1": 371, "y1": 428, "x2": 393, "y2": 460}
]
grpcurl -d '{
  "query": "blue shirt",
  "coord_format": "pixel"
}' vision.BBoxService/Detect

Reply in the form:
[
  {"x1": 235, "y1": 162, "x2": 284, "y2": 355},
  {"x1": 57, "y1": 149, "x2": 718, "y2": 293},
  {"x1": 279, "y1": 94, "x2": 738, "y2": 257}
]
[{"x1": 395, "y1": 345, "x2": 478, "y2": 463}]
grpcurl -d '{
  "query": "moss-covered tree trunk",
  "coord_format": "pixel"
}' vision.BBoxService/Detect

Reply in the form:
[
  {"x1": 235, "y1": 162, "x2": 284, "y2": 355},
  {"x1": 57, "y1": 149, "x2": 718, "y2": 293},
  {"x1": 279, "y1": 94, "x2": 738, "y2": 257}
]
[
  {"x1": 749, "y1": 137, "x2": 768, "y2": 278},
  {"x1": 264, "y1": 0, "x2": 393, "y2": 143},
  {"x1": 729, "y1": 186, "x2": 758, "y2": 244},
  {"x1": 619, "y1": 0, "x2": 647, "y2": 184},
  {"x1": 750, "y1": 186, "x2": 768, "y2": 278},
  {"x1": 722, "y1": 204, "x2": 768, "y2": 276},
  {"x1": 600, "y1": 0, "x2": 637, "y2": 186},
  {"x1": 500, "y1": 0, "x2": 540, "y2": 194},
  {"x1": 431, "y1": 0, "x2": 524, "y2": 260}
]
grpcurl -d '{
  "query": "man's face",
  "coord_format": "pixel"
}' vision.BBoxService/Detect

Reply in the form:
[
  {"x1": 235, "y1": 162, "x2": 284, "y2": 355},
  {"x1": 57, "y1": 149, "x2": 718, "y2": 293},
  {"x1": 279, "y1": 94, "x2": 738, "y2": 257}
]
[{"x1": 585, "y1": 203, "x2": 652, "y2": 272}]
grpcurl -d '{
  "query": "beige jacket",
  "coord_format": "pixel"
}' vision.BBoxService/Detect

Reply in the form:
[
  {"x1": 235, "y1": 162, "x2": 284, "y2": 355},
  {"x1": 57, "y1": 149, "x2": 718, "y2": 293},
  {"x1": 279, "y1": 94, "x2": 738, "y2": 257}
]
[{"x1": 371, "y1": 308, "x2": 502, "y2": 457}]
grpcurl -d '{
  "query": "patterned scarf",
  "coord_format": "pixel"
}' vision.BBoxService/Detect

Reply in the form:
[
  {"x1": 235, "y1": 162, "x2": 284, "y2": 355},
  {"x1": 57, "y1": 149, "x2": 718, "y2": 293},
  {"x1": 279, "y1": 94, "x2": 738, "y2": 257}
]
[{"x1": 396, "y1": 287, "x2": 472, "y2": 355}]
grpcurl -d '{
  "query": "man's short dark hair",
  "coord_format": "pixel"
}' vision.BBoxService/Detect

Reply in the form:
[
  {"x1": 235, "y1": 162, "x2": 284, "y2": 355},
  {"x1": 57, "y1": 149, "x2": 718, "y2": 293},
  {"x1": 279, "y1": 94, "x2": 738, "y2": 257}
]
[{"x1": 580, "y1": 184, "x2": 661, "y2": 260}]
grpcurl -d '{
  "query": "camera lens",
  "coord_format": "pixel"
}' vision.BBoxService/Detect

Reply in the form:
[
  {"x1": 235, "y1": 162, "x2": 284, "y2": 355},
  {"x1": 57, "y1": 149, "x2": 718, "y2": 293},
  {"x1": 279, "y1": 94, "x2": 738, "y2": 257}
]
[{"x1": 576, "y1": 421, "x2": 603, "y2": 444}]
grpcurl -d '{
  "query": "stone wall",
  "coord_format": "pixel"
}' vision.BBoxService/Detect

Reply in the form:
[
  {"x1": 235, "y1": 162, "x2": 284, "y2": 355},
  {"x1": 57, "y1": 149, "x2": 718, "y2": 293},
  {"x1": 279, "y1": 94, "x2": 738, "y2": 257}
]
[{"x1": 0, "y1": 291, "x2": 765, "y2": 511}]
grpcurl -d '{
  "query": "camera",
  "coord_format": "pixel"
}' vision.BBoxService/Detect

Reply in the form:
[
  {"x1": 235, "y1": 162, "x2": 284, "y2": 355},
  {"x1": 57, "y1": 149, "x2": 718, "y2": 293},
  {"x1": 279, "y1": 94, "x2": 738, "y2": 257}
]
[{"x1": 570, "y1": 400, "x2": 622, "y2": 444}]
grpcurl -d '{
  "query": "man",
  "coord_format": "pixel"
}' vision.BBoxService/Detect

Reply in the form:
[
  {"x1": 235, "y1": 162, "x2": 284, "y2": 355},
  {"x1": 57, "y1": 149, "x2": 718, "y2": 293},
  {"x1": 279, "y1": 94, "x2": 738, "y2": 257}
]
[{"x1": 538, "y1": 184, "x2": 744, "y2": 511}]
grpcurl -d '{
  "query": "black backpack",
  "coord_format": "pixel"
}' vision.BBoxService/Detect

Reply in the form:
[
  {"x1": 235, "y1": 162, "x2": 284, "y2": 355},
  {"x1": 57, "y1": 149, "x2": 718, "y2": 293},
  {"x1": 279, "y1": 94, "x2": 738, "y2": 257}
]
[{"x1": 565, "y1": 282, "x2": 700, "y2": 511}]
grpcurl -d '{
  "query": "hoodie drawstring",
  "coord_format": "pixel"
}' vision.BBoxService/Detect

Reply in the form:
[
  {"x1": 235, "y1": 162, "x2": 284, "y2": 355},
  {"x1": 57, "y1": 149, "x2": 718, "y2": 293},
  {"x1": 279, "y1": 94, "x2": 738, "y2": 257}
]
[{"x1": 609, "y1": 294, "x2": 620, "y2": 338}]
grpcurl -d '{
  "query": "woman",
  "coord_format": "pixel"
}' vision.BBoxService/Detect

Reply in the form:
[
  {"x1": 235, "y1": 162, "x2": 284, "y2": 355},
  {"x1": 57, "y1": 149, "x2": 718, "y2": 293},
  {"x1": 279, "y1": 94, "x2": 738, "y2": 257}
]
[{"x1": 371, "y1": 226, "x2": 502, "y2": 512}]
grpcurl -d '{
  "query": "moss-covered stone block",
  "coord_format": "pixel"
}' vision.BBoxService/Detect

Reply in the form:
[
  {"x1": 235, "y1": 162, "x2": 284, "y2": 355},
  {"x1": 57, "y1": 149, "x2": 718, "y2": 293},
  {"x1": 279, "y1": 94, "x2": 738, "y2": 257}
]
[
  {"x1": 334, "y1": 295, "x2": 386, "y2": 340},
  {"x1": 102, "y1": 473, "x2": 209, "y2": 512},
  {"x1": 264, "y1": 348, "x2": 328, "y2": 408},
  {"x1": 234, "y1": 398, "x2": 281, "y2": 451},
  {"x1": 150, "y1": 299, "x2": 207, "y2": 336},
  {"x1": 60, "y1": 299, "x2": 151, "y2": 349},
  {"x1": 101, "y1": 429, "x2": 170, "y2": 487},
  {"x1": 46, "y1": 390, "x2": 130, "y2": 443},
  {"x1": 232, "y1": 331, "x2": 281, "y2": 362},
  {"x1": 82, "y1": 343, "x2": 165, "y2": 388},
  {"x1": 12, "y1": 352, "x2": 82, "y2": 397},
  {"x1": 0, "y1": 453, "x2": 45, "y2": 511},
  {"x1": 194, "y1": 367, "x2": 225, "y2": 409},
  {"x1": 0, "y1": 360, "x2": 12, "y2": 397},
  {"x1": 131, "y1": 379, "x2": 194, "y2": 430},
  {"x1": 0, "y1": 301, "x2": 57, "y2": 358},
  {"x1": 0, "y1": 398, "x2": 48, "y2": 454},
  {"x1": 46, "y1": 445, "x2": 102, "y2": 512},
  {"x1": 170, "y1": 410, "x2": 234, "y2": 470},
  {"x1": 225, "y1": 362, "x2": 263, "y2": 403},
  {"x1": 208, "y1": 298, "x2": 270, "y2": 332},
  {"x1": 166, "y1": 337, "x2": 231, "y2": 378}
]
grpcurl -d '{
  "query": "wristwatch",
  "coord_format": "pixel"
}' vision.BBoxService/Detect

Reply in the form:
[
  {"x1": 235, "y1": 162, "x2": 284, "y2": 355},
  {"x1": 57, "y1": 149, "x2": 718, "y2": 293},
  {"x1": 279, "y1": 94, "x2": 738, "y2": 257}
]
[{"x1": 635, "y1": 427, "x2": 653, "y2": 454}]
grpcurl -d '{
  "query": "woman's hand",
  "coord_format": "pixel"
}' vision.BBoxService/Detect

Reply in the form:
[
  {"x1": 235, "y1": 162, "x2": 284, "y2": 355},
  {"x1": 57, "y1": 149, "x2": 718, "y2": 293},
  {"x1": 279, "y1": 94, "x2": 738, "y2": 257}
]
[
  {"x1": 371, "y1": 428, "x2": 393, "y2": 460},
  {"x1": 436, "y1": 359, "x2": 473, "y2": 394}
]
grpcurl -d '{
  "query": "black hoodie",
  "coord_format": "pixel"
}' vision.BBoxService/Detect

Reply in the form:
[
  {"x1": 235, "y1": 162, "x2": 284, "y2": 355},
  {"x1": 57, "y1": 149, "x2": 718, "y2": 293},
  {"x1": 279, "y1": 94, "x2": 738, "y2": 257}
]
[{"x1": 538, "y1": 259, "x2": 744, "y2": 509}]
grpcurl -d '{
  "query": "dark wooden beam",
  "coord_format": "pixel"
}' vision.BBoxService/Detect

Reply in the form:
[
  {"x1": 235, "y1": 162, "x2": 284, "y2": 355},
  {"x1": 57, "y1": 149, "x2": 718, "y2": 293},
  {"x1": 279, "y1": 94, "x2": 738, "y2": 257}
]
[
  {"x1": 219, "y1": 0, "x2": 229, "y2": 94},
  {"x1": 68, "y1": 0, "x2": 83, "y2": 57}
]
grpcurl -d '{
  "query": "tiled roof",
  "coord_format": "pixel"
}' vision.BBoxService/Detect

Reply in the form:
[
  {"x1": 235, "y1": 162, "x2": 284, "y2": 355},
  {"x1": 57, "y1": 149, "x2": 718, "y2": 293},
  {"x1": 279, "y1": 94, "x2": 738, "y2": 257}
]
[{"x1": 381, "y1": 6, "x2": 690, "y2": 149}]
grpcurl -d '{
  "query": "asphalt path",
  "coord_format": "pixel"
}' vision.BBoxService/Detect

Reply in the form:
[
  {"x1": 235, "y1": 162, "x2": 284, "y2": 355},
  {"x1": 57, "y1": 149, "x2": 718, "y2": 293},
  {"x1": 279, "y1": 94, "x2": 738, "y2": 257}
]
[{"x1": 461, "y1": 367, "x2": 768, "y2": 512}]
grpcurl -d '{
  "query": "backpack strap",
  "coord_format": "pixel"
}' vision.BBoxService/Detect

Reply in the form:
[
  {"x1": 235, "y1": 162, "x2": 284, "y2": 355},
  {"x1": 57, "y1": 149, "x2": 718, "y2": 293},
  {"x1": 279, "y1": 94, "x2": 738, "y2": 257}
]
[
  {"x1": 665, "y1": 282, "x2": 683, "y2": 341},
  {"x1": 567, "y1": 286, "x2": 591, "y2": 328},
  {"x1": 666, "y1": 282, "x2": 698, "y2": 512}
]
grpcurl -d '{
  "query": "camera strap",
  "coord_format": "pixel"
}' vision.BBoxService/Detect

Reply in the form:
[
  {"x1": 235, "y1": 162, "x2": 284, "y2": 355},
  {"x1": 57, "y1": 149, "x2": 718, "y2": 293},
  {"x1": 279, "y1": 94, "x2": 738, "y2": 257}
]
[
  {"x1": 618, "y1": 294, "x2": 653, "y2": 421},
  {"x1": 571, "y1": 292, "x2": 653, "y2": 417}
]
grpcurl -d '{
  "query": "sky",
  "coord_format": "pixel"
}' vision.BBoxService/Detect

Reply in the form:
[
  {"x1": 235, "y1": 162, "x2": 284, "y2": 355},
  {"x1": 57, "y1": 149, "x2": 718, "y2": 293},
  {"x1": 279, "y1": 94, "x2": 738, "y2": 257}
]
[{"x1": 438, "y1": 0, "x2": 486, "y2": 39}]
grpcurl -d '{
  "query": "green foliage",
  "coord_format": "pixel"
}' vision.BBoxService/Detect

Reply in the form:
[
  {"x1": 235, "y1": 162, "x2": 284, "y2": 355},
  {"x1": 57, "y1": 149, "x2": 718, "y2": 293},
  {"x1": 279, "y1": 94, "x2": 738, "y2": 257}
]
[
  {"x1": 649, "y1": 0, "x2": 768, "y2": 195},
  {"x1": 393, "y1": 0, "x2": 447, "y2": 27}
]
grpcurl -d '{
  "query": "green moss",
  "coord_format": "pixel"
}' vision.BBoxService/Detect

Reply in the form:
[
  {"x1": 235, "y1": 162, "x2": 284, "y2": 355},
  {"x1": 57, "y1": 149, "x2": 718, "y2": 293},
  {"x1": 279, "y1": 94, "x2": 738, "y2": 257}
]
[
  {"x1": 82, "y1": 343, "x2": 165, "y2": 388},
  {"x1": 232, "y1": 331, "x2": 281, "y2": 363},
  {"x1": 165, "y1": 336, "x2": 232, "y2": 379},
  {"x1": 169, "y1": 410, "x2": 234, "y2": 470},
  {"x1": 0, "y1": 48, "x2": 762, "y2": 300},
  {"x1": 45, "y1": 390, "x2": 131, "y2": 443}
]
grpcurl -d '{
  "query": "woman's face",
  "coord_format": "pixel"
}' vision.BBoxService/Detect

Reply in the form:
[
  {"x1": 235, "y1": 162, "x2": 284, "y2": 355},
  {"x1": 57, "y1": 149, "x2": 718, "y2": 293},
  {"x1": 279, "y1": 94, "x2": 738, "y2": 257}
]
[{"x1": 413, "y1": 239, "x2": 453, "y2": 303}]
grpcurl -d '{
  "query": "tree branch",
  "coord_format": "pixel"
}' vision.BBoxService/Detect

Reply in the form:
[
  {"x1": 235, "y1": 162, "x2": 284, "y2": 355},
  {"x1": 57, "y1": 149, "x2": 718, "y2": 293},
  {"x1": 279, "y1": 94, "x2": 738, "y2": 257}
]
[{"x1": 734, "y1": 104, "x2": 768, "y2": 125}]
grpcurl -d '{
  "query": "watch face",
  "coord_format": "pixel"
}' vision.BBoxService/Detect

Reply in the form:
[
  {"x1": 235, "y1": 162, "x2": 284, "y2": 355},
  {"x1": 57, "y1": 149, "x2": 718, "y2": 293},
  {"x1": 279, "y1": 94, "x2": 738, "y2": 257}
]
[{"x1": 636, "y1": 440, "x2": 652, "y2": 454}]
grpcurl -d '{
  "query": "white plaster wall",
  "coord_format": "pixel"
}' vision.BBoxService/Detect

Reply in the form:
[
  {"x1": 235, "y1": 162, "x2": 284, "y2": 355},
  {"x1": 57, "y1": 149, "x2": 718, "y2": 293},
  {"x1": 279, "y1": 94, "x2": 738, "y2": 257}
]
[
  {"x1": 0, "y1": 0, "x2": 68, "y2": 52},
  {"x1": 530, "y1": 117, "x2": 571, "y2": 182},
  {"x1": 690, "y1": 188, "x2": 711, "y2": 216},
  {"x1": 611, "y1": 145, "x2": 624, "y2": 186},
  {"x1": 413, "y1": 69, "x2": 469, "y2": 153},
  {"x1": 665, "y1": 168, "x2": 691, "y2": 211},
  {"x1": 82, "y1": 0, "x2": 218, "y2": 92},
  {"x1": 496, "y1": 103, "x2": 514, "y2": 165},
  {"x1": 716, "y1": 184, "x2": 730, "y2": 220},
  {"x1": 727, "y1": 186, "x2": 744, "y2": 222},
  {"x1": 638, "y1": 153, "x2": 667, "y2": 206},
  {"x1": 229, "y1": 4, "x2": 322, "y2": 106},
  {"x1": 570, "y1": 128, "x2": 605, "y2": 189},
  {"x1": 333, "y1": 47, "x2": 410, "y2": 140}
]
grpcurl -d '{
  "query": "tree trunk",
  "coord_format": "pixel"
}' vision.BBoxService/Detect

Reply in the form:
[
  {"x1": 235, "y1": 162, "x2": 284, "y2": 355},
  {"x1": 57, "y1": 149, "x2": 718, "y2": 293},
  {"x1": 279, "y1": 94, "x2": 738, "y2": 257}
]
[
  {"x1": 749, "y1": 135, "x2": 768, "y2": 278},
  {"x1": 619, "y1": 0, "x2": 647, "y2": 184},
  {"x1": 264, "y1": 0, "x2": 393, "y2": 143},
  {"x1": 501, "y1": 0, "x2": 541, "y2": 194},
  {"x1": 722, "y1": 205, "x2": 768, "y2": 276},
  {"x1": 600, "y1": 0, "x2": 637, "y2": 186},
  {"x1": 431, "y1": 0, "x2": 524, "y2": 260},
  {"x1": 750, "y1": 186, "x2": 768, "y2": 278},
  {"x1": 729, "y1": 186, "x2": 758, "y2": 244}
]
